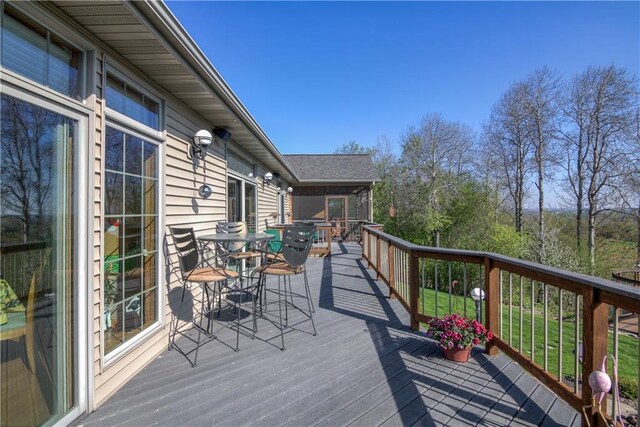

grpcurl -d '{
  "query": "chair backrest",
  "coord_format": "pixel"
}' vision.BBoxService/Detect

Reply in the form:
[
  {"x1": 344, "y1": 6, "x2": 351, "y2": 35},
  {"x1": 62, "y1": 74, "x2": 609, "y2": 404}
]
[
  {"x1": 216, "y1": 221, "x2": 246, "y2": 252},
  {"x1": 281, "y1": 224, "x2": 316, "y2": 268},
  {"x1": 169, "y1": 226, "x2": 200, "y2": 275},
  {"x1": 264, "y1": 229, "x2": 282, "y2": 253}
]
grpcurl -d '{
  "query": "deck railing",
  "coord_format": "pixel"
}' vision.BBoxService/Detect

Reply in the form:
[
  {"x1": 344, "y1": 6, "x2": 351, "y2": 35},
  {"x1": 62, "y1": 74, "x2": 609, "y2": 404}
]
[
  {"x1": 361, "y1": 224, "x2": 640, "y2": 426},
  {"x1": 0, "y1": 241, "x2": 51, "y2": 297}
]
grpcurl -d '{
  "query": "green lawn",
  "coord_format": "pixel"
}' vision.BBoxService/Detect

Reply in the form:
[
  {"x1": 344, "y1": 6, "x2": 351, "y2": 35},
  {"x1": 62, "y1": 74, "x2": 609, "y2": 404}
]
[{"x1": 417, "y1": 287, "x2": 639, "y2": 390}]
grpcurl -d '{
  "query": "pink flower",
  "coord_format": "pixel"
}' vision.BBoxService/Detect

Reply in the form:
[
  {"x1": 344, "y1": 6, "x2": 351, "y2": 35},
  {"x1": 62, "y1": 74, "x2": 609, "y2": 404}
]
[{"x1": 486, "y1": 331, "x2": 494, "y2": 341}]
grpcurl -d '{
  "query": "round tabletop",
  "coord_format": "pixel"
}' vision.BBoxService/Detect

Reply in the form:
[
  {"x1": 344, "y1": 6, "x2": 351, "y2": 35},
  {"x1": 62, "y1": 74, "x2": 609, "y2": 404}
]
[{"x1": 198, "y1": 232, "x2": 274, "y2": 243}]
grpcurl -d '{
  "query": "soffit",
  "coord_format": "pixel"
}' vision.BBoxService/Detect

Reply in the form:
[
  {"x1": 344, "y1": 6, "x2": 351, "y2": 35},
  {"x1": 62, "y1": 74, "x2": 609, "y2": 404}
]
[{"x1": 50, "y1": 0, "x2": 296, "y2": 183}]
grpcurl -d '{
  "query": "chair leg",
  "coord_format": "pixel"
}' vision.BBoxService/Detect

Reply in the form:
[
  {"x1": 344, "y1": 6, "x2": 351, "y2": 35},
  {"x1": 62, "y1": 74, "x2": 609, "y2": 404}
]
[
  {"x1": 284, "y1": 276, "x2": 289, "y2": 327},
  {"x1": 306, "y1": 272, "x2": 315, "y2": 313},
  {"x1": 205, "y1": 282, "x2": 213, "y2": 334},
  {"x1": 169, "y1": 285, "x2": 187, "y2": 350},
  {"x1": 277, "y1": 276, "x2": 285, "y2": 351},
  {"x1": 217, "y1": 281, "x2": 223, "y2": 318},
  {"x1": 235, "y1": 287, "x2": 241, "y2": 352},
  {"x1": 304, "y1": 270, "x2": 317, "y2": 336},
  {"x1": 193, "y1": 285, "x2": 208, "y2": 367},
  {"x1": 251, "y1": 287, "x2": 258, "y2": 339}
]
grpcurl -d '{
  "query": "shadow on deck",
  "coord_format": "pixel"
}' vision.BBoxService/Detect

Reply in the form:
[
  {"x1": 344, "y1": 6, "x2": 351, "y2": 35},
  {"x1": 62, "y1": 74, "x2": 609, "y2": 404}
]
[{"x1": 78, "y1": 242, "x2": 579, "y2": 426}]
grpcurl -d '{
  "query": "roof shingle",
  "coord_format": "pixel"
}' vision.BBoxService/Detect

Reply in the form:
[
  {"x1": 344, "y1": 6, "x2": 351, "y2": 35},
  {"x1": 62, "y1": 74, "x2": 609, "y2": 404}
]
[{"x1": 284, "y1": 154, "x2": 379, "y2": 182}]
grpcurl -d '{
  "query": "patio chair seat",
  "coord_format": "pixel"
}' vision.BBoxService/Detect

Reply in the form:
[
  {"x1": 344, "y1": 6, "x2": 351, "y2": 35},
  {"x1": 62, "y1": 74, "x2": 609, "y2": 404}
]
[
  {"x1": 265, "y1": 252, "x2": 285, "y2": 263},
  {"x1": 229, "y1": 251, "x2": 263, "y2": 261},
  {"x1": 187, "y1": 267, "x2": 239, "y2": 282},
  {"x1": 260, "y1": 262, "x2": 304, "y2": 276}
]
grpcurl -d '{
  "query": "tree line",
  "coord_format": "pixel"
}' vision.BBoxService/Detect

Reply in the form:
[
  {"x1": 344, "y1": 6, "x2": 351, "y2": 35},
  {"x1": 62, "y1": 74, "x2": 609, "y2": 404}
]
[{"x1": 338, "y1": 65, "x2": 639, "y2": 277}]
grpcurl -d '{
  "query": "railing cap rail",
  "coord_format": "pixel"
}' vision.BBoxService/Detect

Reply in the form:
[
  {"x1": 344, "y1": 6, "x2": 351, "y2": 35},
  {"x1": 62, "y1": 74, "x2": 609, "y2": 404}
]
[{"x1": 362, "y1": 225, "x2": 640, "y2": 301}]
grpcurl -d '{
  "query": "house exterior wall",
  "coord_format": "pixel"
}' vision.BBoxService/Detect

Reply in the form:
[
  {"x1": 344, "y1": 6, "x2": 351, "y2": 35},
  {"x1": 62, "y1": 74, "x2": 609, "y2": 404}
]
[
  {"x1": 92, "y1": 57, "x2": 287, "y2": 405},
  {"x1": 0, "y1": 0, "x2": 289, "y2": 416}
]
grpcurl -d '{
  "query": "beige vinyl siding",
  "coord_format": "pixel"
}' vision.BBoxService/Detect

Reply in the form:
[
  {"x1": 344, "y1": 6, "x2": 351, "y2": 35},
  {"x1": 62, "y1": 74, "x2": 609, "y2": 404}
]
[
  {"x1": 91, "y1": 55, "x2": 229, "y2": 406},
  {"x1": 257, "y1": 176, "x2": 278, "y2": 232},
  {"x1": 58, "y1": 4, "x2": 284, "y2": 410}
]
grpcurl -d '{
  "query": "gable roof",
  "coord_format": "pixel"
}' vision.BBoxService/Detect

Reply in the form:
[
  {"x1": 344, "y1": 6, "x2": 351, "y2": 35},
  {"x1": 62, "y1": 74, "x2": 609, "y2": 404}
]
[{"x1": 283, "y1": 154, "x2": 380, "y2": 184}]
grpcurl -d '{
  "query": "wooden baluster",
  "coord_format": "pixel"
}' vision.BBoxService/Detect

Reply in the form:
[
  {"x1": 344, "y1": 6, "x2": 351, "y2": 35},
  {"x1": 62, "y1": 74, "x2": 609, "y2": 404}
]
[
  {"x1": 409, "y1": 250, "x2": 419, "y2": 330},
  {"x1": 388, "y1": 243, "x2": 396, "y2": 300},
  {"x1": 484, "y1": 257, "x2": 499, "y2": 355},
  {"x1": 376, "y1": 236, "x2": 381, "y2": 280}
]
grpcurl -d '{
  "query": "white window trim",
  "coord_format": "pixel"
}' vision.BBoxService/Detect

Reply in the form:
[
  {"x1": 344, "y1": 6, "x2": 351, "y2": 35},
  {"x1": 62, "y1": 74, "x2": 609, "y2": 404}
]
[
  {"x1": 227, "y1": 171, "x2": 258, "y2": 225},
  {"x1": 104, "y1": 64, "x2": 165, "y2": 139},
  {"x1": 101, "y1": 61, "x2": 166, "y2": 366},
  {"x1": 1, "y1": 1, "x2": 94, "y2": 105}
]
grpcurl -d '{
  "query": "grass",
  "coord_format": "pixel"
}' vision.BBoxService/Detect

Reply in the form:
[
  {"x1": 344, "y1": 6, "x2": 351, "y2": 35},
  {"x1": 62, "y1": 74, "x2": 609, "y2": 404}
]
[{"x1": 417, "y1": 287, "x2": 639, "y2": 394}]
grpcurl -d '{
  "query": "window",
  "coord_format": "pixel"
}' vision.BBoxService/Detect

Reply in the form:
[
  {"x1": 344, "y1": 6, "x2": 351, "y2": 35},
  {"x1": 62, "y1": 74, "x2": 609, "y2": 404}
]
[
  {"x1": 1, "y1": 4, "x2": 82, "y2": 99},
  {"x1": 103, "y1": 126, "x2": 159, "y2": 354},
  {"x1": 106, "y1": 73, "x2": 160, "y2": 130},
  {"x1": 227, "y1": 150, "x2": 255, "y2": 177},
  {"x1": 103, "y1": 68, "x2": 162, "y2": 357}
]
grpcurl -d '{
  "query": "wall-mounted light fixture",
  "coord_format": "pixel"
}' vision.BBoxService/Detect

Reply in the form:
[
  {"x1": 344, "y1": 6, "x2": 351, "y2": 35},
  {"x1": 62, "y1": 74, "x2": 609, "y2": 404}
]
[
  {"x1": 276, "y1": 186, "x2": 282, "y2": 192},
  {"x1": 191, "y1": 129, "x2": 213, "y2": 159},
  {"x1": 263, "y1": 172, "x2": 273, "y2": 187},
  {"x1": 198, "y1": 184, "x2": 212, "y2": 199},
  {"x1": 287, "y1": 187, "x2": 293, "y2": 194},
  {"x1": 248, "y1": 172, "x2": 254, "y2": 179}
]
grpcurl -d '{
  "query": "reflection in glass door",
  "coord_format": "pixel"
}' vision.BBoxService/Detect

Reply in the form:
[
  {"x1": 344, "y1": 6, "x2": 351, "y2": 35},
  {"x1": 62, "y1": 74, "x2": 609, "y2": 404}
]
[
  {"x1": 227, "y1": 177, "x2": 256, "y2": 231},
  {"x1": 0, "y1": 94, "x2": 77, "y2": 426}
]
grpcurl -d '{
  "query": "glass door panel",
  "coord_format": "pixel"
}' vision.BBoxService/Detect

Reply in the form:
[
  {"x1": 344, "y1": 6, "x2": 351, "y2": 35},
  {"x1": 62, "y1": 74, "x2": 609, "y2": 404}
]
[
  {"x1": 227, "y1": 179, "x2": 241, "y2": 222},
  {"x1": 103, "y1": 127, "x2": 159, "y2": 354},
  {"x1": 244, "y1": 184, "x2": 256, "y2": 232},
  {"x1": 326, "y1": 196, "x2": 347, "y2": 241},
  {"x1": 0, "y1": 94, "x2": 77, "y2": 426}
]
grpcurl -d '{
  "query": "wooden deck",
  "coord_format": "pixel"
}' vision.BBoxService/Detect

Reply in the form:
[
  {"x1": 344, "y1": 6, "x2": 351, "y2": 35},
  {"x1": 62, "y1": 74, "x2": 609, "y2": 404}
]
[{"x1": 77, "y1": 243, "x2": 579, "y2": 426}]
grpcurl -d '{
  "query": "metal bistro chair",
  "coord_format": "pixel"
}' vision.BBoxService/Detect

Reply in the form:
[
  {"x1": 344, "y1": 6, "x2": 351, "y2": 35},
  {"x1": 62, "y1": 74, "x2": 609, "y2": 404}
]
[
  {"x1": 255, "y1": 224, "x2": 317, "y2": 350},
  {"x1": 216, "y1": 221, "x2": 263, "y2": 264},
  {"x1": 169, "y1": 226, "x2": 239, "y2": 365}
]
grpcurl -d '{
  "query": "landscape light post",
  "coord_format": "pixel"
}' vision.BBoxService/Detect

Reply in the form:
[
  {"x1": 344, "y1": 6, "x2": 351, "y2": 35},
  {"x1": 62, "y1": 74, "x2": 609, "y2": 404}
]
[{"x1": 470, "y1": 287, "x2": 485, "y2": 323}]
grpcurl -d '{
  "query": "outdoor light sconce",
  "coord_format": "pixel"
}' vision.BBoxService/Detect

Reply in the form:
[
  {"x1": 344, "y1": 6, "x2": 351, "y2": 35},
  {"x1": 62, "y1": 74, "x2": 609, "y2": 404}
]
[
  {"x1": 263, "y1": 172, "x2": 273, "y2": 187},
  {"x1": 276, "y1": 186, "x2": 282, "y2": 193},
  {"x1": 287, "y1": 187, "x2": 293, "y2": 194},
  {"x1": 191, "y1": 129, "x2": 213, "y2": 159}
]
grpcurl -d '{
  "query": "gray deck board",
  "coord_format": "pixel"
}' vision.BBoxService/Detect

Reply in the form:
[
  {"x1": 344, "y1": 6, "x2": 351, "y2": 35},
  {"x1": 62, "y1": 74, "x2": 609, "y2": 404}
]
[{"x1": 77, "y1": 242, "x2": 578, "y2": 427}]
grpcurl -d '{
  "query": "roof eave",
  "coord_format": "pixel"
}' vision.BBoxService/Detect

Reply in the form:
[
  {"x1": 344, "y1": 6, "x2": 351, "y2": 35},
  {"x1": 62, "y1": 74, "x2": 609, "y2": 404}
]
[{"x1": 128, "y1": 0, "x2": 300, "y2": 181}]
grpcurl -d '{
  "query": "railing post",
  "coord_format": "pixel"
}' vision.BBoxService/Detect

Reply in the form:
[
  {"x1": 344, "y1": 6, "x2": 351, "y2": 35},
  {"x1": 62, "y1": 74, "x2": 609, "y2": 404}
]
[
  {"x1": 388, "y1": 243, "x2": 396, "y2": 299},
  {"x1": 409, "y1": 250, "x2": 419, "y2": 330},
  {"x1": 582, "y1": 288, "x2": 609, "y2": 426},
  {"x1": 376, "y1": 236, "x2": 381, "y2": 280},
  {"x1": 484, "y1": 257, "x2": 500, "y2": 355}
]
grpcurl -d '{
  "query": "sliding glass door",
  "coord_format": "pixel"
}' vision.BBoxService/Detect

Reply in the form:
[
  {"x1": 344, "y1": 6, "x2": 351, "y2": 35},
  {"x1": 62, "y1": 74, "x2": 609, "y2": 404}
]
[
  {"x1": 227, "y1": 177, "x2": 256, "y2": 232},
  {"x1": 0, "y1": 94, "x2": 80, "y2": 425}
]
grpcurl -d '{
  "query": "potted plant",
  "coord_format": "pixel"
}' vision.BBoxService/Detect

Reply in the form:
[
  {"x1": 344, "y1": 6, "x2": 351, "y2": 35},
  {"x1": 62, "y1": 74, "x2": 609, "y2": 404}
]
[{"x1": 427, "y1": 314, "x2": 493, "y2": 362}]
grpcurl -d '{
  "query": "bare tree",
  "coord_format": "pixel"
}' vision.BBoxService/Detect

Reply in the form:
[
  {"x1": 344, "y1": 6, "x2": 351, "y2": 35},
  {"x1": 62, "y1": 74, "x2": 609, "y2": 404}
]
[
  {"x1": 484, "y1": 82, "x2": 532, "y2": 233},
  {"x1": 1, "y1": 96, "x2": 58, "y2": 242},
  {"x1": 562, "y1": 66, "x2": 638, "y2": 273},
  {"x1": 400, "y1": 114, "x2": 475, "y2": 246},
  {"x1": 522, "y1": 67, "x2": 562, "y2": 263}
]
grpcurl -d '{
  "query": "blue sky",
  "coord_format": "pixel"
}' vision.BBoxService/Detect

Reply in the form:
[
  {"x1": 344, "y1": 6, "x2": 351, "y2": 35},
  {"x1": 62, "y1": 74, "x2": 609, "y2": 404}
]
[{"x1": 167, "y1": 1, "x2": 639, "y2": 155}]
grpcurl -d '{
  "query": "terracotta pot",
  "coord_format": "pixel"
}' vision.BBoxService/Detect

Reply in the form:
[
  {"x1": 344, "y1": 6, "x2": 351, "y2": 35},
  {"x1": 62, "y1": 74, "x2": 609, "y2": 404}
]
[{"x1": 442, "y1": 346, "x2": 471, "y2": 362}]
